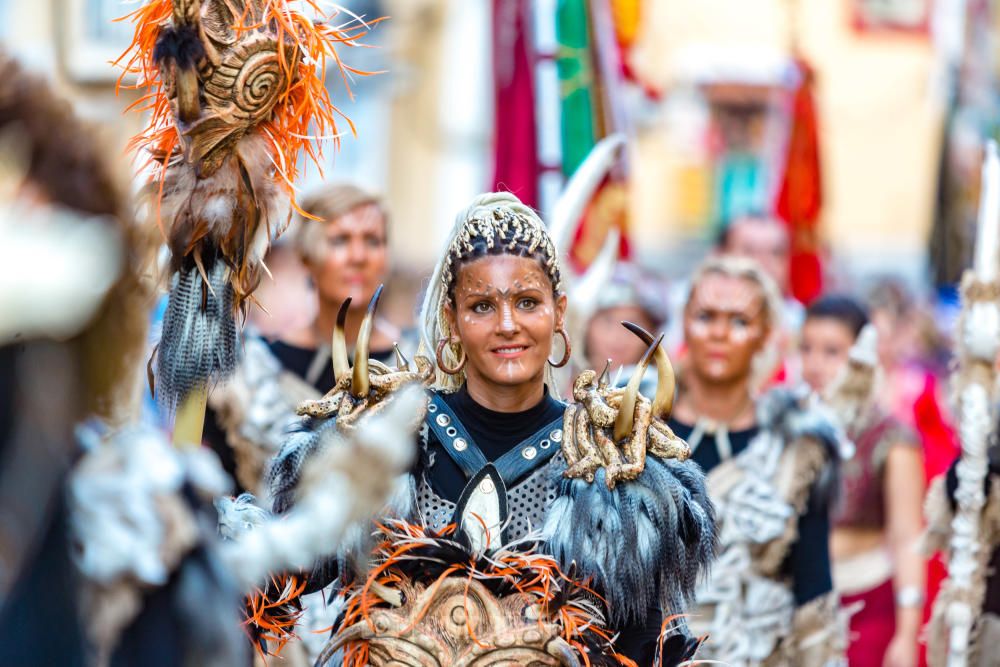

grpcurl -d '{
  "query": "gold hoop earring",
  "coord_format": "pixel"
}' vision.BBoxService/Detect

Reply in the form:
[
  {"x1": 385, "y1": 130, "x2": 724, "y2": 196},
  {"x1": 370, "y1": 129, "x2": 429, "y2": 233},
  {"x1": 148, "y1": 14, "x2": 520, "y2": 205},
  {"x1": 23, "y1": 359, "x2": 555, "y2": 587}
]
[
  {"x1": 436, "y1": 337, "x2": 467, "y2": 375},
  {"x1": 548, "y1": 328, "x2": 572, "y2": 368}
]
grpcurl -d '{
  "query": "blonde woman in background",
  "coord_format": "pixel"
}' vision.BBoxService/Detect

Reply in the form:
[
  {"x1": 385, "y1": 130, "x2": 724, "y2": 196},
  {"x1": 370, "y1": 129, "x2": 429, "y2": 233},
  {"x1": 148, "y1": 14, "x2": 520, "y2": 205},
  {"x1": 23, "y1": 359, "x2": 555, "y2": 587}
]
[
  {"x1": 668, "y1": 255, "x2": 846, "y2": 665},
  {"x1": 205, "y1": 183, "x2": 412, "y2": 495}
]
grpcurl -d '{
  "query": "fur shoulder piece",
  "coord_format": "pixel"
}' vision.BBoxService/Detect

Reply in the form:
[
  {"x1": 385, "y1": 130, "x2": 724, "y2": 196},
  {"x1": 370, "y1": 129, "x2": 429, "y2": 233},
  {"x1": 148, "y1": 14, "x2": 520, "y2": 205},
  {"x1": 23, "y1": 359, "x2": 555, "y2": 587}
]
[
  {"x1": 757, "y1": 386, "x2": 845, "y2": 461},
  {"x1": 757, "y1": 386, "x2": 847, "y2": 508},
  {"x1": 69, "y1": 423, "x2": 239, "y2": 658},
  {"x1": 542, "y1": 456, "x2": 717, "y2": 627},
  {"x1": 266, "y1": 292, "x2": 433, "y2": 514},
  {"x1": 265, "y1": 396, "x2": 429, "y2": 519}
]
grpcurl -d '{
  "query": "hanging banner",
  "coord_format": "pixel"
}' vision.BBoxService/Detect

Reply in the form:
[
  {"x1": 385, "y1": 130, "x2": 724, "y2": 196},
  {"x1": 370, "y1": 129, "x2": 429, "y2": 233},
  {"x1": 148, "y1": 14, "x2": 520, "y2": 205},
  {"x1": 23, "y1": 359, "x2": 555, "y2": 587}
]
[
  {"x1": 775, "y1": 60, "x2": 824, "y2": 304},
  {"x1": 492, "y1": 0, "x2": 539, "y2": 208}
]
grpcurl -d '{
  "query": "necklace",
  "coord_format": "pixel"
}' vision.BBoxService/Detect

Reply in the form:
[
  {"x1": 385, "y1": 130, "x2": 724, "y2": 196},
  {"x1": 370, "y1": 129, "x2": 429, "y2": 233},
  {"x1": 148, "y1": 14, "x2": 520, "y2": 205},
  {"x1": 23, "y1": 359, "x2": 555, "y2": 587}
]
[{"x1": 684, "y1": 395, "x2": 754, "y2": 461}]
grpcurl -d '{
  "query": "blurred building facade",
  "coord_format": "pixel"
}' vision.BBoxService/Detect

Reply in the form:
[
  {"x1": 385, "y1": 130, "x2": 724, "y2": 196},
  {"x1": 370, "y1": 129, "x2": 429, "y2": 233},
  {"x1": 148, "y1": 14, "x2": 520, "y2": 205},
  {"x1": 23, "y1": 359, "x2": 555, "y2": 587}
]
[
  {"x1": 3, "y1": 0, "x2": 994, "y2": 298},
  {"x1": 627, "y1": 0, "x2": 946, "y2": 291}
]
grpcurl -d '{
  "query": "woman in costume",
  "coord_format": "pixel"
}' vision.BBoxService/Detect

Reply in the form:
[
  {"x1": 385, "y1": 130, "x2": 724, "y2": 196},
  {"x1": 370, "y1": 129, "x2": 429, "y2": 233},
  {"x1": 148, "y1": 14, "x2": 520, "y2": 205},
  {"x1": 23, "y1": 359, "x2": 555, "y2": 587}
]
[
  {"x1": 799, "y1": 296, "x2": 924, "y2": 667},
  {"x1": 266, "y1": 192, "x2": 716, "y2": 665},
  {"x1": 664, "y1": 255, "x2": 845, "y2": 665},
  {"x1": 583, "y1": 264, "x2": 665, "y2": 372},
  {"x1": 206, "y1": 183, "x2": 414, "y2": 494}
]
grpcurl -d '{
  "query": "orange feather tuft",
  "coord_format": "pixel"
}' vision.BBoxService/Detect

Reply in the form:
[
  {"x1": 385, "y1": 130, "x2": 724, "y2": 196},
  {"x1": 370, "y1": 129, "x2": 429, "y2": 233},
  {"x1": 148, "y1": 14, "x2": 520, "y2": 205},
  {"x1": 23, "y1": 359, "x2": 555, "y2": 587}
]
[
  {"x1": 116, "y1": 1, "x2": 378, "y2": 210},
  {"x1": 243, "y1": 573, "x2": 307, "y2": 657}
]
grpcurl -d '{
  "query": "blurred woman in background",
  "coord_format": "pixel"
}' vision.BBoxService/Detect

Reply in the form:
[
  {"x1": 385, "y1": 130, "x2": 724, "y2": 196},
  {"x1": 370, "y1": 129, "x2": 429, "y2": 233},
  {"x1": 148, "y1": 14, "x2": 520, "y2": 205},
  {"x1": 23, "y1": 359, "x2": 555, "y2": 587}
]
[
  {"x1": 668, "y1": 256, "x2": 845, "y2": 665},
  {"x1": 800, "y1": 295, "x2": 924, "y2": 667},
  {"x1": 206, "y1": 183, "x2": 413, "y2": 495},
  {"x1": 278, "y1": 183, "x2": 407, "y2": 387},
  {"x1": 583, "y1": 273, "x2": 662, "y2": 371}
]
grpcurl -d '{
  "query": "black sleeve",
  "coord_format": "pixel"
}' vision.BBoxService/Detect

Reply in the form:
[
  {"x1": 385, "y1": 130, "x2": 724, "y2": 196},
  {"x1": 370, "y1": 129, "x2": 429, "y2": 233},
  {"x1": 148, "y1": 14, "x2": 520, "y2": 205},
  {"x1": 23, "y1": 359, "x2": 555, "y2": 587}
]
[
  {"x1": 946, "y1": 455, "x2": 996, "y2": 513},
  {"x1": 946, "y1": 456, "x2": 959, "y2": 511},
  {"x1": 787, "y1": 490, "x2": 834, "y2": 606},
  {"x1": 614, "y1": 609, "x2": 661, "y2": 665},
  {"x1": 614, "y1": 607, "x2": 700, "y2": 667}
]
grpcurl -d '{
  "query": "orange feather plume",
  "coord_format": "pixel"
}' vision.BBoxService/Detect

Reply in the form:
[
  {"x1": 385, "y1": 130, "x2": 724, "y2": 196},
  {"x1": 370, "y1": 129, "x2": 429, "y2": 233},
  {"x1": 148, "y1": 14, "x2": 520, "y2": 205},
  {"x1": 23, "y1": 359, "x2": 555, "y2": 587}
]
[
  {"x1": 244, "y1": 573, "x2": 307, "y2": 657},
  {"x1": 115, "y1": 0, "x2": 381, "y2": 210},
  {"x1": 114, "y1": 1, "x2": 384, "y2": 407}
]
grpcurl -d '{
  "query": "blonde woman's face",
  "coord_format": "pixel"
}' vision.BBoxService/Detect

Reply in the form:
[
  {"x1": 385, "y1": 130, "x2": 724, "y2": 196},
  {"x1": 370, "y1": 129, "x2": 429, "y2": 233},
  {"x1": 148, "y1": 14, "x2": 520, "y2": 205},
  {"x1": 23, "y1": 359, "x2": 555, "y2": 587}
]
[
  {"x1": 308, "y1": 203, "x2": 387, "y2": 307},
  {"x1": 445, "y1": 255, "x2": 565, "y2": 390},
  {"x1": 683, "y1": 273, "x2": 768, "y2": 384}
]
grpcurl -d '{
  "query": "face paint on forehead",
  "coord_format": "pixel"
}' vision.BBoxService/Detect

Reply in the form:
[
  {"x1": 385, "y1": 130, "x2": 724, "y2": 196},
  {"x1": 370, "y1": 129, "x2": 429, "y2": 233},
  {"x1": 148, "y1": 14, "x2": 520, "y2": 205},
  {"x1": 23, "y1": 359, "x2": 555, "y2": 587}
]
[
  {"x1": 453, "y1": 264, "x2": 551, "y2": 301},
  {"x1": 690, "y1": 276, "x2": 766, "y2": 319},
  {"x1": 510, "y1": 271, "x2": 548, "y2": 291}
]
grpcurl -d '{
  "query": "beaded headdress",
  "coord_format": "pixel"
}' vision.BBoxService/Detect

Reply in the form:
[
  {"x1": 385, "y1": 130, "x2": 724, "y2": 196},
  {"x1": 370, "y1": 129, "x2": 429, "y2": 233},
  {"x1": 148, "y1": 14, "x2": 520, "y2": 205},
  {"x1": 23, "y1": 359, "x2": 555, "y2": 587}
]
[{"x1": 439, "y1": 195, "x2": 562, "y2": 296}]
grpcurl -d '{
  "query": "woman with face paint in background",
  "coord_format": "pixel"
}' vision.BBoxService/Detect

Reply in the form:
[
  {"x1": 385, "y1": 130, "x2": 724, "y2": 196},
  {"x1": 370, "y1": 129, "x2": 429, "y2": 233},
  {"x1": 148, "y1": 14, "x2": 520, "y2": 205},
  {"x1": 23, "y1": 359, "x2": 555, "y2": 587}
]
[
  {"x1": 667, "y1": 255, "x2": 846, "y2": 665},
  {"x1": 800, "y1": 295, "x2": 924, "y2": 667},
  {"x1": 265, "y1": 192, "x2": 716, "y2": 666},
  {"x1": 204, "y1": 184, "x2": 417, "y2": 496}
]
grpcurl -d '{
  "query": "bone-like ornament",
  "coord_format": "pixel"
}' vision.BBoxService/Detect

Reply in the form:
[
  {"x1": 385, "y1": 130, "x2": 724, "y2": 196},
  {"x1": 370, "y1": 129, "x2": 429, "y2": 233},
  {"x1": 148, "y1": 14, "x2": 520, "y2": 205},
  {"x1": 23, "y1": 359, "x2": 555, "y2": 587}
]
[{"x1": 455, "y1": 465, "x2": 507, "y2": 555}]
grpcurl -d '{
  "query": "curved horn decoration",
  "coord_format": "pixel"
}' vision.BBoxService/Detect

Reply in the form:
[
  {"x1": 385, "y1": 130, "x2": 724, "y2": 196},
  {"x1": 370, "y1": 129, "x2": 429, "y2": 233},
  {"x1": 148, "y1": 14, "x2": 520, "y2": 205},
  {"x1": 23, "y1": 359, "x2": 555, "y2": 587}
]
[
  {"x1": 546, "y1": 636, "x2": 583, "y2": 667},
  {"x1": 316, "y1": 621, "x2": 374, "y2": 665},
  {"x1": 613, "y1": 332, "x2": 663, "y2": 442},
  {"x1": 549, "y1": 133, "x2": 627, "y2": 255},
  {"x1": 351, "y1": 284, "x2": 384, "y2": 398},
  {"x1": 621, "y1": 321, "x2": 676, "y2": 419},
  {"x1": 570, "y1": 227, "x2": 620, "y2": 313},
  {"x1": 331, "y1": 297, "x2": 352, "y2": 383},
  {"x1": 563, "y1": 228, "x2": 620, "y2": 370},
  {"x1": 369, "y1": 580, "x2": 402, "y2": 607}
]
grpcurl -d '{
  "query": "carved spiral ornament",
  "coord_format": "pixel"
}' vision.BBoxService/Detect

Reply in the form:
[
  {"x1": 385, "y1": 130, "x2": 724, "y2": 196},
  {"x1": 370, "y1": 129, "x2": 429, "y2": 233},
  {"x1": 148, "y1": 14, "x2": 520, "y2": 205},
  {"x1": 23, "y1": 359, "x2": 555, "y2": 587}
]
[
  {"x1": 203, "y1": 32, "x2": 293, "y2": 126},
  {"x1": 328, "y1": 578, "x2": 574, "y2": 666}
]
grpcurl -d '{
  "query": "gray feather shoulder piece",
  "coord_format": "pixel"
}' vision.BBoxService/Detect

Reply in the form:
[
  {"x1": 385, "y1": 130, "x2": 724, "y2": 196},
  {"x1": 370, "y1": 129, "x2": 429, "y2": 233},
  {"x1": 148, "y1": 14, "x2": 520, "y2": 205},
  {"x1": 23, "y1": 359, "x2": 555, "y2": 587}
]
[{"x1": 542, "y1": 456, "x2": 717, "y2": 627}]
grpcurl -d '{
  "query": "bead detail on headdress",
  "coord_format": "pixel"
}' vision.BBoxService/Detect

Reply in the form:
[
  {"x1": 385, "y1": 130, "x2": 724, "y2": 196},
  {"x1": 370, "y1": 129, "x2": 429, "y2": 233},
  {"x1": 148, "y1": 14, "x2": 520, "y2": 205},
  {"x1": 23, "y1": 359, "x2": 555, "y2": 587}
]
[{"x1": 440, "y1": 207, "x2": 562, "y2": 294}]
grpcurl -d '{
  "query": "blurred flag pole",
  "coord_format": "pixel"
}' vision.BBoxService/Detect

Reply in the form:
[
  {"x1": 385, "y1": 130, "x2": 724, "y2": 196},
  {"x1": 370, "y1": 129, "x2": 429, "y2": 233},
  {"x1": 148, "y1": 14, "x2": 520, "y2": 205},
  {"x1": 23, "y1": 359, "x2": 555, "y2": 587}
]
[{"x1": 554, "y1": 0, "x2": 632, "y2": 272}]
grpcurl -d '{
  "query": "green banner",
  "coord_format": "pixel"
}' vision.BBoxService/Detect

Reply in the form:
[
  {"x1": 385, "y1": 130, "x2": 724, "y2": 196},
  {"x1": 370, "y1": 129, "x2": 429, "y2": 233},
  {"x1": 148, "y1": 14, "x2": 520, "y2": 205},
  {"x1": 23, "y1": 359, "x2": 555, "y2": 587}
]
[{"x1": 556, "y1": 0, "x2": 597, "y2": 176}]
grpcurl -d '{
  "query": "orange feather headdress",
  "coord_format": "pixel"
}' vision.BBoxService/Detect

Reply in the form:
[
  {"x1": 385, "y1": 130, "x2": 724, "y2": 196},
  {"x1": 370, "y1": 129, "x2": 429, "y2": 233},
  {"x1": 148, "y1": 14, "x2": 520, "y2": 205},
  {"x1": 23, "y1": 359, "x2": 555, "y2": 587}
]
[{"x1": 116, "y1": 0, "x2": 379, "y2": 410}]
